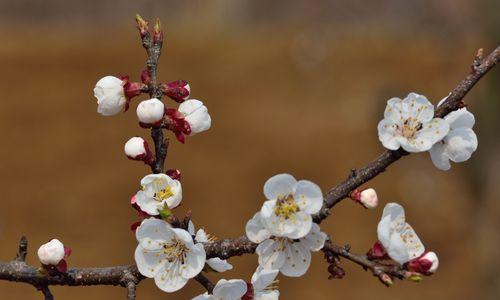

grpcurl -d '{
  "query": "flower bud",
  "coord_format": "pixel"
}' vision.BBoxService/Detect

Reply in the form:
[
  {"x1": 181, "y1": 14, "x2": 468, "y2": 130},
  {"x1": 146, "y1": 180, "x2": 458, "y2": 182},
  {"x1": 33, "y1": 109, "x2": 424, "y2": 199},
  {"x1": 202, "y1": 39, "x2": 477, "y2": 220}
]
[
  {"x1": 350, "y1": 188, "x2": 378, "y2": 209},
  {"x1": 124, "y1": 137, "x2": 152, "y2": 163},
  {"x1": 136, "y1": 98, "x2": 165, "y2": 126},
  {"x1": 407, "y1": 251, "x2": 439, "y2": 275},
  {"x1": 163, "y1": 80, "x2": 190, "y2": 103},
  {"x1": 166, "y1": 169, "x2": 182, "y2": 180},
  {"x1": 367, "y1": 241, "x2": 388, "y2": 260},
  {"x1": 37, "y1": 239, "x2": 65, "y2": 265},
  {"x1": 178, "y1": 99, "x2": 211, "y2": 135},
  {"x1": 93, "y1": 76, "x2": 126, "y2": 116}
]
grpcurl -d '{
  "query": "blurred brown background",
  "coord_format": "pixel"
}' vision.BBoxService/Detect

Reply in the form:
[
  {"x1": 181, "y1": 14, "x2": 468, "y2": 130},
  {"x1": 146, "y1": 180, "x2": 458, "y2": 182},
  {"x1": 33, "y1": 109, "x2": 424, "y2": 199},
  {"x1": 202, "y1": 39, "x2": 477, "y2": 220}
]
[{"x1": 0, "y1": 0, "x2": 499, "y2": 299}]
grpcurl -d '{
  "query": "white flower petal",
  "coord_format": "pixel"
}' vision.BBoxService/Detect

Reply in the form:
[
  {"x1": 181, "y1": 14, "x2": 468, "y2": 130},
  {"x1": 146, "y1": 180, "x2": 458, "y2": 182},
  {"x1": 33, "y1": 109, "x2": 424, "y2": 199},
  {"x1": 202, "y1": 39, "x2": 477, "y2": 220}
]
[
  {"x1": 134, "y1": 245, "x2": 165, "y2": 278},
  {"x1": 207, "y1": 258, "x2": 233, "y2": 272},
  {"x1": 377, "y1": 203, "x2": 405, "y2": 249},
  {"x1": 255, "y1": 290, "x2": 280, "y2": 300},
  {"x1": 383, "y1": 97, "x2": 404, "y2": 123},
  {"x1": 444, "y1": 108, "x2": 475, "y2": 130},
  {"x1": 398, "y1": 223, "x2": 425, "y2": 262},
  {"x1": 407, "y1": 118, "x2": 449, "y2": 152},
  {"x1": 280, "y1": 242, "x2": 311, "y2": 277},
  {"x1": 444, "y1": 128, "x2": 477, "y2": 162},
  {"x1": 154, "y1": 262, "x2": 189, "y2": 292},
  {"x1": 403, "y1": 93, "x2": 434, "y2": 123},
  {"x1": 251, "y1": 266, "x2": 279, "y2": 291},
  {"x1": 212, "y1": 279, "x2": 247, "y2": 299},
  {"x1": 136, "y1": 218, "x2": 173, "y2": 250},
  {"x1": 179, "y1": 99, "x2": 211, "y2": 135},
  {"x1": 183, "y1": 243, "x2": 206, "y2": 279},
  {"x1": 188, "y1": 220, "x2": 196, "y2": 236},
  {"x1": 429, "y1": 142, "x2": 451, "y2": 171},
  {"x1": 192, "y1": 294, "x2": 212, "y2": 300},
  {"x1": 386, "y1": 231, "x2": 410, "y2": 264},
  {"x1": 263, "y1": 174, "x2": 297, "y2": 200},
  {"x1": 284, "y1": 211, "x2": 312, "y2": 239},
  {"x1": 299, "y1": 223, "x2": 326, "y2": 251},
  {"x1": 256, "y1": 239, "x2": 286, "y2": 270},
  {"x1": 195, "y1": 229, "x2": 210, "y2": 243},
  {"x1": 135, "y1": 191, "x2": 161, "y2": 215},
  {"x1": 246, "y1": 213, "x2": 272, "y2": 243},
  {"x1": 294, "y1": 180, "x2": 323, "y2": 214},
  {"x1": 172, "y1": 228, "x2": 195, "y2": 246},
  {"x1": 377, "y1": 119, "x2": 401, "y2": 150}
]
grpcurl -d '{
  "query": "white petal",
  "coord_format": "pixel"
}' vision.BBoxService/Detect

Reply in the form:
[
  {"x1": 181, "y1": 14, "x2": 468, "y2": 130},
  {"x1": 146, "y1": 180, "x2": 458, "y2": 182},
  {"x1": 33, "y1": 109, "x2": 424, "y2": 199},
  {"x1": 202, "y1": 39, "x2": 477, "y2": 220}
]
[
  {"x1": 383, "y1": 97, "x2": 404, "y2": 123},
  {"x1": 192, "y1": 294, "x2": 212, "y2": 300},
  {"x1": 377, "y1": 119, "x2": 401, "y2": 150},
  {"x1": 444, "y1": 128, "x2": 477, "y2": 163},
  {"x1": 183, "y1": 243, "x2": 206, "y2": 279},
  {"x1": 405, "y1": 118, "x2": 449, "y2": 152},
  {"x1": 398, "y1": 223, "x2": 425, "y2": 262},
  {"x1": 246, "y1": 213, "x2": 272, "y2": 243},
  {"x1": 255, "y1": 290, "x2": 280, "y2": 300},
  {"x1": 134, "y1": 245, "x2": 165, "y2": 278},
  {"x1": 207, "y1": 258, "x2": 233, "y2": 272},
  {"x1": 251, "y1": 266, "x2": 279, "y2": 291},
  {"x1": 256, "y1": 239, "x2": 286, "y2": 270},
  {"x1": 263, "y1": 174, "x2": 297, "y2": 200},
  {"x1": 179, "y1": 99, "x2": 204, "y2": 115},
  {"x1": 280, "y1": 242, "x2": 311, "y2": 277},
  {"x1": 299, "y1": 223, "x2": 326, "y2": 251},
  {"x1": 437, "y1": 93, "x2": 451, "y2": 108},
  {"x1": 403, "y1": 93, "x2": 434, "y2": 123},
  {"x1": 136, "y1": 218, "x2": 172, "y2": 250},
  {"x1": 172, "y1": 228, "x2": 195, "y2": 246},
  {"x1": 294, "y1": 180, "x2": 323, "y2": 214},
  {"x1": 386, "y1": 231, "x2": 410, "y2": 264},
  {"x1": 444, "y1": 108, "x2": 475, "y2": 130},
  {"x1": 212, "y1": 279, "x2": 247, "y2": 299},
  {"x1": 154, "y1": 262, "x2": 189, "y2": 292},
  {"x1": 377, "y1": 203, "x2": 405, "y2": 249},
  {"x1": 429, "y1": 143, "x2": 451, "y2": 171},
  {"x1": 135, "y1": 191, "x2": 160, "y2": 216},
  {"x1": 260, "y1": 200, "x2": 277, "y2": 219},
  {"x1": 284, "y1": 211, "x2": 312, "y2": 239},
  {"x1": 188, "y1": 220, "x2": 196, "y2": 236},
  {"x1": 195, "y1": 229, "x2": 210, "y2": 243}
]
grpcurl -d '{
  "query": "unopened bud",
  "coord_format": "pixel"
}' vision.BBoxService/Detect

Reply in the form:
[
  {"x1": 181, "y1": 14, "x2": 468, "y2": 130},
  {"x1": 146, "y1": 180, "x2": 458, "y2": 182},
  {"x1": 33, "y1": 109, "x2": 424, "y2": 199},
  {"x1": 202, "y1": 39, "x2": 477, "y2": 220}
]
[
  {"x1": 153, "y1": 18, "x2": 163, "y2": 42},
  {"x1": 327, "y1": 264, "x2": 346, "y2": 279},
  {"x1": 136, "y1": 98, "x2": 165, "y2": 126},
  {"x1": 135, "y1": 14, "x2": 149, "y2": 37},
  {"x1": 124, "y1": 137, "x2": 153, "y2": 164},
  {"x1": 367, "y1": 241, "x2": 388, "y2": 260},
  {"x1": 350, "y1": 188, "x2": 378, "y2": 209},
  {"x1": 37, "y1": 239, "x2": 65, "y2": 266},
  {"x1": 379, "y1": 273, "x2": 393, "y2": 286},
  {"x1": 162, "y1": 80, "x2": 190, "y2": 103},
  {"x1": 166, "y1": 169, "x2": 181, "y2": 180},
  {"x1": 408, "y1": 251, "x2": 439, "y2": 275}
]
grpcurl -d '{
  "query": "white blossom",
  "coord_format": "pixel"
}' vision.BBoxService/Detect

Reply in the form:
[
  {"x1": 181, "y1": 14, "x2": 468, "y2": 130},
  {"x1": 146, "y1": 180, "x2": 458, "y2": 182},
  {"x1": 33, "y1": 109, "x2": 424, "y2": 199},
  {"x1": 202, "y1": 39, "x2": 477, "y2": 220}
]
[
  {"x1": 93, "y1": 76, "x2": 126, "y2": 116},
  {"x1": 37, "y1": 239, "x2": 65, "y2": 265},
  {"x1": 178, "y1": 99, "x2": 211, "y2": 134},
  {"x1": 135, "y1": 174, "x2": 182, "y2": 215},
  {"x1": 124, "y1": 137, "x2": 148, "y2": 159},
  {"x1": 192, "y1": 279, "x2": 247, "y2": 300},
  {"x1": 137, "y1": 98, "x2": 165, "y2": 124},
  {"x1": 188, "y1": 221, "x2": 233, "y2": 273},
  {"x1": 429, "y1": 108, "x2": 478, "y2": 170},
  {"x1": 135, "y1": 218, "x2": 206, "y2": 292},
  {"x1": 378, "y1": 93, "x2": 449, "y2": 152},
  {"x1": 377, "y1": 203, "x2": 425, "y2": 264},
  {"x1": 359, "y1": 188, "x2": 378, "y2": 209},
  {"x1": 250, "y1": 266, "x2": 280, "y2": 300},
  {"x1": 257, "y1": 173, "x2": 323, "y2": 239},
  {"x1": 249, "y1": 219, "x2": 326, "y2": 277}
]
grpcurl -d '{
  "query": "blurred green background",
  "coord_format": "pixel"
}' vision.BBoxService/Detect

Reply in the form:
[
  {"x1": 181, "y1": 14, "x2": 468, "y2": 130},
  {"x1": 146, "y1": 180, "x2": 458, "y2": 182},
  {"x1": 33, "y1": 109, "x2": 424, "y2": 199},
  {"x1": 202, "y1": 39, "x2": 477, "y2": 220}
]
[{"x1": 0, "y1": 0, "x2": 499, "y2": 299}]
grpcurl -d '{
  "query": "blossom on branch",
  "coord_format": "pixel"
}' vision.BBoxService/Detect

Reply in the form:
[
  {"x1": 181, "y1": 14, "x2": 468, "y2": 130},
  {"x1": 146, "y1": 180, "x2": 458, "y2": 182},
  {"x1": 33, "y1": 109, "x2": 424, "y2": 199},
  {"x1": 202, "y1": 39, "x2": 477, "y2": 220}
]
[
  {"x1": 124, "y1": 137, "x2": 153, "y2": 163},
  {"x1": 429, "y1": 108, "x2": 478, "y2": 170},
  {"x1": 135, "y1": 218, "x2": 206, "y2": 292},
  {"x1": 135, "y1": 174, "x2": 182, "y2": 215},
  {"x1": 243, "y1": 266, "x2": 280, "y2": 300},
  {"x1": 192, "y1": 279, "x2": 248, "y2": 300},
  {"x1": 377, "y1": 203, "x2": 439, "y2": 274},
  {"x1": 37, "y1": 238, "x2": 71, "y2": 272},
  {"x1": 93, "y1": 76, "x2": 141, "y2": 116},
  {"x1": 259, "y1": 173, "x2": 323, "y2": 239},
  {"x1": 378, "y1": 93, "x2": 449, "y2": 152},
  {"x1": 166, "y1": 99, "x2": 212, "y2": 143},
  {"x1": 136, "y1": 98, "x2": 165, "y2": 127},
  {"x1": 350, "y1": 188, "x2": 378, "y2": 209}
]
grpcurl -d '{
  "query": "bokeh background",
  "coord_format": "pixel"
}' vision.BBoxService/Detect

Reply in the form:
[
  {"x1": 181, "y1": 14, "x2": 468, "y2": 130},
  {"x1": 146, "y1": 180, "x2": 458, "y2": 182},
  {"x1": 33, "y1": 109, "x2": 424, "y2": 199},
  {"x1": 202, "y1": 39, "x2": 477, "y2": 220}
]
[{"x1": 0, "y1": 0, "x2": 499, "y2": 299}]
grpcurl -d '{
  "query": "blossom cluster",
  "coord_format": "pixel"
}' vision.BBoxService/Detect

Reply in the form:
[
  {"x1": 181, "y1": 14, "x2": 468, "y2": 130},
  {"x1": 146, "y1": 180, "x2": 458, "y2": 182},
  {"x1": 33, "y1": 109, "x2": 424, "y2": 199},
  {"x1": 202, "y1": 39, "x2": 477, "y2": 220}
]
[{"x1": 378, "y1": 93, "x2": 478, "y2": 170}]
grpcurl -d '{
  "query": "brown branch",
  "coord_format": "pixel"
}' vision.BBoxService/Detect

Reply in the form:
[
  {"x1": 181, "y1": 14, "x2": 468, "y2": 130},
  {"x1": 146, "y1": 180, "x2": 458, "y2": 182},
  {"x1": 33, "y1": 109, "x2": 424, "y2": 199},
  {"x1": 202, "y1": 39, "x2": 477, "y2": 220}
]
[{"x1": 194, "y1": 273, "x2": 215, "y2": 294}]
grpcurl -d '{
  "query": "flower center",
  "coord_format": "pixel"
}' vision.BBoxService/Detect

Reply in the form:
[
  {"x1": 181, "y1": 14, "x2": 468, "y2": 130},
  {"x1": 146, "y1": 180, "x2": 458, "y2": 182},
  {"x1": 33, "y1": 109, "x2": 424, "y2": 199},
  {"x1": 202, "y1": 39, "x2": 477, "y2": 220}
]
[
  {"x1": 162, "y1": 238, "x2": 188, "y2": 263},
  {"x1": 154, "y1": 186, "x2": 174, "y2": 201},
  {"x1": 274, "y1": 194, "x2": 299, "y2": 219},
  {"x1": 398, "y1": 117, "x2": 422, "y2": 139}
]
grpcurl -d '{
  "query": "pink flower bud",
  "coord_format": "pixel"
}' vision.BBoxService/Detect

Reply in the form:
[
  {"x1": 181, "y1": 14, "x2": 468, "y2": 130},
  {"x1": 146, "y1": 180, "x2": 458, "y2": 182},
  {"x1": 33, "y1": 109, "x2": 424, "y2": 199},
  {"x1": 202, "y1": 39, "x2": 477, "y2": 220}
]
[
  {"x1": 408, "y1": 251, "x2": 439, "y2": 275},
  {"x1": 37, "y1": 239, "x2": 65, "y2": 265},
  {"x1": 163, "y1": 80, "x2": 190, "y2": 103},
  {"x1": 166, "y1": 169, "x2": 182, "y2": 180},
  {"x1": 136, "y1": 98, "x2": 165, "y2": 126},
  {"x1": 367, "y1": 241, "x2": 388, "y2": 260}
]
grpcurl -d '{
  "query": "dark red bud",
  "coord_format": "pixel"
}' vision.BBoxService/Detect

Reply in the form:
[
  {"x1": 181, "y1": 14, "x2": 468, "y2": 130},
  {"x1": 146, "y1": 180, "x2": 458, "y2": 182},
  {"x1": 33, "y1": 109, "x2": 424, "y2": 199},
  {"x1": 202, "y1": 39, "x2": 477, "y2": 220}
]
[
  {"x1": 162, "y1": 80, "x2": 190, "y2": 103},
  {"x1": 166, "y1": 169, "x2": 181, "y2": 180},
  {"x1": 241, "y1": 283, "x2": 254, "y2": 300},
  {"x1": 56, "y1": 259, "x2": 68, "y2": 273},
  {"x1": 367, "y1": 241, "x2": 388, "y2": 260},
  {"x1": 141, "y1": 69, "x2": 151, "y2": 84},
  {"x1": 328, "y1": 264, "x2": 346, "y2": 279},
  {"x1": 64, "y1": 247, "x2": 72, "y2": 258}
]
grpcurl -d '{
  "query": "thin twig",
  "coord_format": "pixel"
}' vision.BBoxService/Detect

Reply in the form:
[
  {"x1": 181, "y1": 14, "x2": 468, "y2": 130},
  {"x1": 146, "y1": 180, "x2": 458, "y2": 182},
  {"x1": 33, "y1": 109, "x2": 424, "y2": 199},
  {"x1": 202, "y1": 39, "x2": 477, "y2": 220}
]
[
  {"x1": 194, "y1": 273, "x2": 215, "y2": 294},
  {"x1": 37, "y1": 285, "x2": 54, "y2": 300}
]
